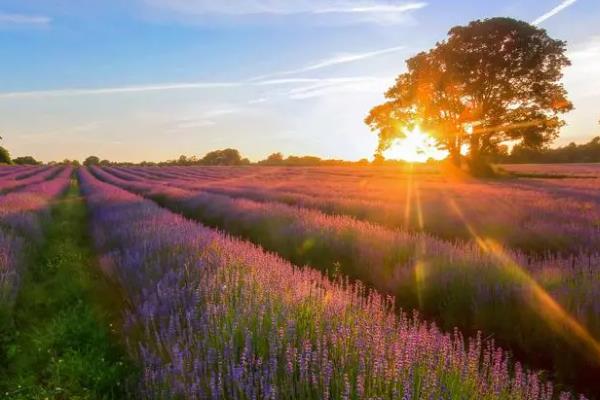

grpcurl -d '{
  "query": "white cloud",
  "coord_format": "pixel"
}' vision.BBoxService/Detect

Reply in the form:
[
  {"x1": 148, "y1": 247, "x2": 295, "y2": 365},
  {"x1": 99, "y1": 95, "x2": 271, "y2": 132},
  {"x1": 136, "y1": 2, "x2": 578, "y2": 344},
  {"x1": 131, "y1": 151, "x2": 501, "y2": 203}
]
[
  {"x1": 144, "y1": 0, "x2": 425, "y2": 16},
  {"x1": 172, "y1": 119, "x2": 217, "y2": 129},
  {"x1": 556, "y1": 36, "x2": 600, "y2": 144},
  {"x1": 0, "y1": 12, "x2": 51, "y2": 27},
  {"x1": 164, "y1": 105, "x2": 245, "y2": 133},
  {"x1": 286, "y1": 76, "x2": 391, "y2": 99},
  {"x1": 0, "y1": 81, "x2": 241, "y2": 99},
  {"x1": 247, "y1": 97, "x2": 268, "y2": 104},
  {"x1": 252, "y1": 45, "x2": 406, "y2": 80},
  {"x1": 531, "y1": 0, "x2": 577, "y2": 25},
  {"x1": 0, "y1": 76, "x2": 390, "y2": 99},
  {"x1": 565, "y1": 36, "x2": 600, "y2": 97},
  {"x1": 314, "y1": 3, "x2": 426, "y2": 14}
]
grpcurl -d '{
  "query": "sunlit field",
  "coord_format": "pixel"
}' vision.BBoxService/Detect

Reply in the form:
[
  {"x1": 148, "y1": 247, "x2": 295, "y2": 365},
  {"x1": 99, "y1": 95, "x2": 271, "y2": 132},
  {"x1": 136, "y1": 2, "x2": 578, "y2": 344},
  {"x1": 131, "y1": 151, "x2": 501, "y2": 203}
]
[{"x1": 3, "y1": 163, "x2": 599, "y2": 398}]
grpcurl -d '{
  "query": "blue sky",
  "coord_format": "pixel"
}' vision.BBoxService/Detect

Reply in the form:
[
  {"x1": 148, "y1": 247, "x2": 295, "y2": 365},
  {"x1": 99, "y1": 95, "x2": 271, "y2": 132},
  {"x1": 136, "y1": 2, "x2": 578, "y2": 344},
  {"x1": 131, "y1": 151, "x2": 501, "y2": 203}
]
[{"x1": 0, "y1": 0, "x2": 599, "y2": 162}]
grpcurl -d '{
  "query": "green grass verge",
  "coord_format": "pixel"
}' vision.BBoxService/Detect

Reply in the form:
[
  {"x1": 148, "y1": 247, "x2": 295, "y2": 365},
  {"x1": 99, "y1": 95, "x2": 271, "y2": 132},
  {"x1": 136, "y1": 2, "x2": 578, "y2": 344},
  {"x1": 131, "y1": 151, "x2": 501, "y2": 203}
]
[{"x1": 0, "y1": 179, "x2": 135, "y2": 399}]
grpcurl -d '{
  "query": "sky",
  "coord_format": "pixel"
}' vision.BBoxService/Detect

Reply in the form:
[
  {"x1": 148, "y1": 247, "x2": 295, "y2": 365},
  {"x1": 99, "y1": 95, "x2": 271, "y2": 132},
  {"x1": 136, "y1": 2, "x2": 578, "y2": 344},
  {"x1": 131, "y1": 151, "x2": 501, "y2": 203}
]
[{"x1": 0, "y1": 0, "x2": 599, "y2": 162}]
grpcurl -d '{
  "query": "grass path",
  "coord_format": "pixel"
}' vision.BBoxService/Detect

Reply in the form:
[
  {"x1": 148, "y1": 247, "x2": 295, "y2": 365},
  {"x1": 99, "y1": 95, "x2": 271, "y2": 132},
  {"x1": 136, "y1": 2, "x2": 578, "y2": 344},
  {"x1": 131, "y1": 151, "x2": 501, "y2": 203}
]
[{"x1": 0, "y1": 179, "x2": 134, "y2": 399}]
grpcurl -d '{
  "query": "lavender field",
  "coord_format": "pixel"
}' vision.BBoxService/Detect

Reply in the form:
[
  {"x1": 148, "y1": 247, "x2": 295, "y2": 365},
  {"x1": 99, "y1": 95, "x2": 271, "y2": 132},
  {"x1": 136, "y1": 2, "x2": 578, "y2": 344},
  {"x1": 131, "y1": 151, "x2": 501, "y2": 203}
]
[
  {"x1": 4, "y1": 163, "x2": 600, "y2": 399},
  {"x1": 84, "y1": 164, "x2": 600, "y2": 397}
]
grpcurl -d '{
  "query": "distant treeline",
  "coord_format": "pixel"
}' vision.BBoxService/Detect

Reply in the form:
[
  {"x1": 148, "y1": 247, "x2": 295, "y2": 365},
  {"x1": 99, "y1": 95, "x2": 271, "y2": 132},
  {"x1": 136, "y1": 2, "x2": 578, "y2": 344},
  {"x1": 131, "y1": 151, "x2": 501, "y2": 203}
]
[
  {"x1": 0, "y1": 146, "x2": 43, "y2": 165},
  {"x1": 6, "y1": 138, "x2": 600, "y2": 167},
  {"x1": 497, "y1": 136, "x2": 600, "y2": 164},
  {"x1": 80, "y1": 149, "x2": 395, "y2": 167}
]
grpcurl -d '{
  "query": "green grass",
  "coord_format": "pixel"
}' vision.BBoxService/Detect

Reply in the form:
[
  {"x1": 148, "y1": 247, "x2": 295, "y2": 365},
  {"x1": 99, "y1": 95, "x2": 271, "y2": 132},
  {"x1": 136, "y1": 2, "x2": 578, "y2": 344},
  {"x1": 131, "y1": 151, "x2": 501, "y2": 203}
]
[{"x1": 0, "y1": 179, "x2": 135, "y2": 399}]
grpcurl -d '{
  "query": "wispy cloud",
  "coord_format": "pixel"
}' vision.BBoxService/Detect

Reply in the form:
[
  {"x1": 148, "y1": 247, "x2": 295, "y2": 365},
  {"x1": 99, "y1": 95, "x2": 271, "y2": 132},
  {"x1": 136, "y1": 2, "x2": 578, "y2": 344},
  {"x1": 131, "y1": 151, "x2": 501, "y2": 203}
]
[
  {"x1": 532, "y1": 0, "x2": 577, "y2": 25},
  {"x1": 144, "y1": 0, "x2": 425, "y2": 15},
  {"x1": 285, "y1": 77, "x2": 391, "y2": 99},
  {"x1": 0, "y1": 81, "x2": 241, "y2": 99},
  {"x1": 165, "y1": 105, "x2": 247, "y2": 133},
  {"x1": 252, "y1": 45, "x2": 406, "y2": 80},
  {"x1": 0, "y1": 76, "x2": 389, "y2": 100},
  {"x1": 565, "y1": 36, "x2": 600, "y2": 97},
  {"x1": 0, "y1": 11, "x2": 51, "y2": 27},
  {"x1": 314, "y1": 3, "x2": 426, "y2": 14}
]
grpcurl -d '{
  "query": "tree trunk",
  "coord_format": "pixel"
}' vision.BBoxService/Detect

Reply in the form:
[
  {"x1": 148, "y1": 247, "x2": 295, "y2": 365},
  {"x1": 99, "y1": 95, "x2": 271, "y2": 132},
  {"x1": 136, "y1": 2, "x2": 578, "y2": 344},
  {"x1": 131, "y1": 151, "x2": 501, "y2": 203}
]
[
  {"x1": 467, "y1": 133, "x2": 494, "y2": 176},
  {"x1": 449, "y1": 147, "x2": 461, "y2": 167},
  {"x1": 469, "y1": 133, "x2": 481, "y2": 164},
  {"x1": 444, "y1": 135, "x2": 462, "y2": 168}
]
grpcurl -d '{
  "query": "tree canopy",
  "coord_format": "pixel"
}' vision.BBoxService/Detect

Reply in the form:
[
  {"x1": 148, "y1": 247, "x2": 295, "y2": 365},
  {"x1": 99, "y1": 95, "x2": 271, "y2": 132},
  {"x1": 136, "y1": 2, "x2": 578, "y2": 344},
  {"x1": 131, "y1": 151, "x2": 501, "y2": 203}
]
[
  {"x1": 366, "y1": 17, "x2": 572, "y2": 174},
  {"x1": 258, "y1": 152, "x2": 284, "y2": 165},
  {"x1": 199, "y1": 148, "x2": 249, "y2": 166},
  {"x1": 12, "y1": 156, "x2": 41, "y2": 165},
  {"x1": 0, "y1": 147, "x2": 11, "y2": 164},
  {"x1": 83, "y1": 156, "x2": 101, "y2": 166}
]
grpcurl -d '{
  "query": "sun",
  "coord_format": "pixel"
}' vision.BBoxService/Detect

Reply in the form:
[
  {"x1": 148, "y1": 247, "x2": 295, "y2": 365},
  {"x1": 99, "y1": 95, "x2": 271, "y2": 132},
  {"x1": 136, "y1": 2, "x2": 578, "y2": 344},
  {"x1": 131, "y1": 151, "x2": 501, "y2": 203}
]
[{"x1": 382, "y1": 126, "x2": 448, "y2": 163}]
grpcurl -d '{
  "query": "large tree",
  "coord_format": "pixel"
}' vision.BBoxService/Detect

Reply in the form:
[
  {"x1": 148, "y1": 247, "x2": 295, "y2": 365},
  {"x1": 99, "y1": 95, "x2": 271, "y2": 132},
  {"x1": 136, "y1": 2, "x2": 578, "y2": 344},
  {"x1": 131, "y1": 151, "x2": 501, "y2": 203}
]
[{"x1": 366, "y1": 17, "x2": 572, "y2": 173}]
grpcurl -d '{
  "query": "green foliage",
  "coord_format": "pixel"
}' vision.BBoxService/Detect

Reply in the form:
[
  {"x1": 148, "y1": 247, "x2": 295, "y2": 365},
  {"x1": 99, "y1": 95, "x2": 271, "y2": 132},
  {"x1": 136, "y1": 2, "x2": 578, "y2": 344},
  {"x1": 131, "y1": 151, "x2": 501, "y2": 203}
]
[
  {"x1": 12, "y1": 156, "x2": 41, "y2": 165},
  {"x1": 501, "y1": 136, "x2": 600, "y2": 163},
  {"x1": 199, "y1": 148, "x2": 245, "y2": 165},
  {"x1": 0, "y1": 182, "x2": 134, "y2": 399},
  {"x1": 366, "y1": 17, "x2": 572, "y2": 171},
  {"x1": 83, "y1": 156, "x2": 100, "y2": 166},
  {"x1": 59, "y1": 159, "x2": 81, "y2": 166},
  {"x1": 258, "y1": 152, "x2": 284, "y2": 165},
  {"x1": 0, "y1": 147, "x2": 11, "y2": 164},
  {"x1": 258, "y1": 153, "x2": 328, "y2": 166}
]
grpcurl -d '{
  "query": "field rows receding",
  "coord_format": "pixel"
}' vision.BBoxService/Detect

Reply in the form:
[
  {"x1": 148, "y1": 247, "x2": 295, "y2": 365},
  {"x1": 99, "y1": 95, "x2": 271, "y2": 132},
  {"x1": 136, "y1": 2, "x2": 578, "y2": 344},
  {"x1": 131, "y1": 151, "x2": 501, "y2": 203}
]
[
  {"x1": 0, "y1": 166, "x2": 72, "y2": 317},
  {"x1": 112, "y1": 165, "x2": 600, "y2": 255},
  {"x1": 90, "y1": 165, "x2": 600, "y2": 397},
  {"x1": 1, "y1": 165, "x2": 598, "y2": 399},
  {"x1": 79, "y1": 167, "x2": 587, "y2": 399}
]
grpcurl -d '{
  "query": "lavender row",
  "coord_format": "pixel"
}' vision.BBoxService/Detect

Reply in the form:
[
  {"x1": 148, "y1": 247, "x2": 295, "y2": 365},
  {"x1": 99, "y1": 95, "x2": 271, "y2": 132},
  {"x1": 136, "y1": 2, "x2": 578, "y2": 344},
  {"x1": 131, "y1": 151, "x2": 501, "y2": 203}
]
[
  {"x1": 0, "y1": 167, "x2": 71, "y2": 316},
  {"x1": 0, "y1": 165, "x2": 60, "y2": 193},
  {"x1": 92, "y1": 165, "x2": 600, "y2": 395},
  {"x1": 79, "y1": 167, "x2": 582, "y2": 399},
  {"x1": 112, "y1": 166, "x2": 600, "y2": 255},
  {"x1": 0, "y1": 165, "x2": 38, "y2": 179}
]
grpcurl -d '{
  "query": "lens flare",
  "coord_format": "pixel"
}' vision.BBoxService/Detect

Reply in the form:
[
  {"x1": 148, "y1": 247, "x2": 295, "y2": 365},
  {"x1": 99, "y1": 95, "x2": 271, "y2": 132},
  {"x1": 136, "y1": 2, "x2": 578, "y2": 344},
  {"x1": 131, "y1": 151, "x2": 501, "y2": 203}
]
[
  {"x1": 446, "y1": 197, "x2": 600, "y2": 363},
  {"x1": 383, "y1": 126, "x2": 448, "y2": 162}
]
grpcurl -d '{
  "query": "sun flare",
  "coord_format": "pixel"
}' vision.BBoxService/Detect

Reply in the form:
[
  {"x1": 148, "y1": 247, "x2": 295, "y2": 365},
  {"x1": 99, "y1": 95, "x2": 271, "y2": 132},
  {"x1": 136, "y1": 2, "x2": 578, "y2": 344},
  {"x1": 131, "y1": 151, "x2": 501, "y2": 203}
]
[{"x1": 383, "y1": 126, "x2": 448, "y2": 163}]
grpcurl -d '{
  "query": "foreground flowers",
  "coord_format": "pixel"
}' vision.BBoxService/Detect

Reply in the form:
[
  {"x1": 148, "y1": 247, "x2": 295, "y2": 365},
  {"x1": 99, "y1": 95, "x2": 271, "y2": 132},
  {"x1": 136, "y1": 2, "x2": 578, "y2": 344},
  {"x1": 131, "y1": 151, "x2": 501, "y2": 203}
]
[
  {"x1": 90, "y1": 165, "x2": 600, "y2": 394},
  {"x1": 80, "y1": 167, "x2": 582, "y2": 399}
]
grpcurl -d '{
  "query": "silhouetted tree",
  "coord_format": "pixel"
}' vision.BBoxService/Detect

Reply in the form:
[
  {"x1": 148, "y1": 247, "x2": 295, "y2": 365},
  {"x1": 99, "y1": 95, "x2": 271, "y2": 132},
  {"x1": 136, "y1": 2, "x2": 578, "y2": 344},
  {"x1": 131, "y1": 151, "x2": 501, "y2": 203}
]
[
  {"x1": 502, "y1": 136, "x2": 600, "y2": 163},
  {"x1": 12, "y1": 156, "x2": 40, "y2": 165},
  {"x1": 83, "y1": 155, "x2": 100, "y2": 166},
  {"x1": 366, "y1": 17, "x2": 572, "y2": 175},
  {"x1": 284, "y1": 156, "x2": 322, "y2": 166},
  {"x1": 0, "y1": 147, "x2": 11, "y2": 164},
  {"x1": 199, "y1": 148, "x2": 244, "y2": 165},
  {"x1": 59, "y1": 159, "x2": 79, "y2": 166},
  {"x1": 372, "y1": 153, "x2": 385, "y2": 165},
  {"x1": 258, "y1": 152, "x2": 284, "y2": 165}
]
